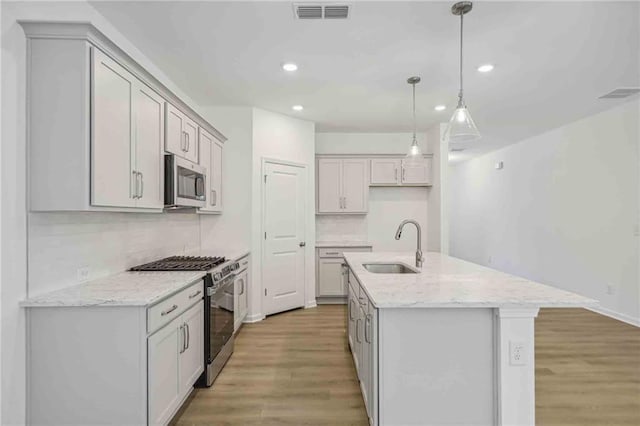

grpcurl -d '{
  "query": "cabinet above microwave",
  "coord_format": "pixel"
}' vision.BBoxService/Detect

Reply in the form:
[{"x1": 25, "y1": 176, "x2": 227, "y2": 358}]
[{"x1": 21, "y1": 21, "x2": 226, "y2": 212}]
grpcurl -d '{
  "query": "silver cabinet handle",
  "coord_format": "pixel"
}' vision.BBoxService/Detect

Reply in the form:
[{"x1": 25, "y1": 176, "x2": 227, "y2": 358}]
[
  {"x1": 402, "y1": 168, "x2": 406, "y2": 182},
  {"x1": 349, "y1": 299, "x2": 356, "y2": 320},
  {"x1": 185, "y1": 323, "x2": 190, "y2": 350},
  {"x1": 355, "y1": 318, "x2": 361, "y2": 343},
  {"x1": 181, "y1": 131, "x2": 186, "y2": 151},
  {"x1": 188, "y1": 290, "x2": 202, "y2": 299},
  {"x1": 326, "y1": 251, "x2": 340, "y2": 255},
  {"x1": 299, "y1": 242, "x2": 306, "y2": 247},
  {"x1": 395, "y1": 168, "x2": 398, "y2": 181},
  {"x1": 242, "y1": 261, "x2": 248, "y2": 266},
  {"x1": 365, "y1": 314, "x2": 372, "y2": 343},
  {"x1": 139, "y1": 172, "x2": 144, "y2": 198},
  {"x1": 161, "y1": 304, "x2": 178, "y2": 316},
  {"x1": 132, "y1": 170, "x2": 138, "y2": 199},
  {"x1": 344, "y1": 197, "x2": 347, "y2": 209},
  {"x1": 185, "y1": 132, "x2": 190, "y2": 152},
  {"x1": 179, "y1": 324, "x2": 185, "y2": 354},
  {"x1": 240, "y1": 280, "x2": 245, "y2": 295},
  {"x1": 211, "y1": 189, "x2": 216, "y2": 206}
]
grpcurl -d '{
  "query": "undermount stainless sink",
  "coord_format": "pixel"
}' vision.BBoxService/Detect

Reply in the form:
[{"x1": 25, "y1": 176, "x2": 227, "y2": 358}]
[{"x1": 363, "y1": 263, "x2": 418, "y2": 274}]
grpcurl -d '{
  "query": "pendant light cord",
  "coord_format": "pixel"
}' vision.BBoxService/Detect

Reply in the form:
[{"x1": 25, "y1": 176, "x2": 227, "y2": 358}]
[
  {"x1": 459, "y1": 12, "x2": 464, "y2": 105},
  {"x1": 412, "y1": 82, "x2": 417, "y2": 143}
]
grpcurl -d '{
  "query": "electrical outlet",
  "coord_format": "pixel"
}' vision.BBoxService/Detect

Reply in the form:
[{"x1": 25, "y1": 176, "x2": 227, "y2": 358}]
[
  {"x1": 77, "y1": 267, "x2": 90, "y2": 282},
  {"x1": 509, "y1": 341, "x2": 526, "y2": 366},
  {"x1": 606, "y1": 283, "x2": 616, "y2": 295}
]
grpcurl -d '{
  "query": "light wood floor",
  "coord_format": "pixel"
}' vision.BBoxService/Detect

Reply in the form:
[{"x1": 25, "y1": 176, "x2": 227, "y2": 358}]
[{"x1": 172, "y1": 306, "x2": 640, "y2": 426}]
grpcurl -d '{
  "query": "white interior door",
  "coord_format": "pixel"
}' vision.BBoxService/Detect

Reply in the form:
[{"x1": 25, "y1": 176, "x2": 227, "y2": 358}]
[{"x1": 263, "y1": 161, "x2": 306, "y2": 316}]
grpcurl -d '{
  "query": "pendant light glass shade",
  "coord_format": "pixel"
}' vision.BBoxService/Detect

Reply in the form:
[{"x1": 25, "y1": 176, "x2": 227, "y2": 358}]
[
  {"x1": 405, "y1": 76, "x2": 423, "y2": 164},
  {"x1": 444, "y1": 2, "x2": 481, "y2": 143},
  {"x1": 444, "y1": 101, "x2": 481, "y2": 143}
]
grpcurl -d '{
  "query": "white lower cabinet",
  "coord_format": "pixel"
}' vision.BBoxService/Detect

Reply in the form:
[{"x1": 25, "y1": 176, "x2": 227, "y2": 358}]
[
  {"x1": 316, "y1": 246, "x2": 372, "y2": 300},
  {"x1": 27, "y1": 280, "x2": 205, "y2": 426},
  {"x1": 234, "y1": 256, "x2": 250, "y2": 332},
  {"x1": 149, "y1": 300, "x2": 204, "y2": 425},
  {"x1": 348, "y1": 269, "x2": 378, "y2": 426}
]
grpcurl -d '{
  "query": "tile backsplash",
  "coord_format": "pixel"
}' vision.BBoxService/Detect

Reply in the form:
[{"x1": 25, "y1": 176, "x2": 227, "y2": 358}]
[
  {"x1": 28, "y1": 212, "x2": 200, "y2": 297},
  {"x1": 316, "y1": 215, "x2": 368, "y2": 242}
]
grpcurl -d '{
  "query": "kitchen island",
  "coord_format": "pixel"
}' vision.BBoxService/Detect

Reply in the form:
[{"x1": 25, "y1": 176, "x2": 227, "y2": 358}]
[{"x1": 343, "y1": 252, "x2": 596, "y2": 426}]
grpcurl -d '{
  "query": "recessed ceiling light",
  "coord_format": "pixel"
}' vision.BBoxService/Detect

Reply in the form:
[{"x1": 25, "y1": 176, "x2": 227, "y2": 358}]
[
  {"x1": 292, "y1": 105, "x2": 304, "y2": 111},
  {"x1": 477, "y1": 64, "x2": 494, "y2": 73},
  {"x1": 282, "y1": 63, "x2": 298, "y2": 72},
  {"x1": 434, "y1": 105, "x2": 446, "y2": 111}
]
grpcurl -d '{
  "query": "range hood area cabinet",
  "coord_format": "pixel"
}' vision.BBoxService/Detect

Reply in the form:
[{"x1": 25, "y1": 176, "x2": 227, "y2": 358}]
[
  {"x1": 165, "y1": 104, "x2": 199, "y2": 164},
  {"x1": 316, "y1": 158, "x2": 369, "y2": 214},
  {"x1": 370, "y1": 157, "x2": 432, "y2": 186},
  {"x1": 22, "y1": 21, "x2": 226, "y2": 212},
  {"x1": 198, "y1": 128, "x2": 224, "y2": 214}
]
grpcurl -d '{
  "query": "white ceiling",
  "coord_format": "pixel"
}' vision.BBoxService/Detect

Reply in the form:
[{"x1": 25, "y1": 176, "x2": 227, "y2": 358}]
[{"x1": 91, "y1": 1, "x2": 639, "y2": 159}]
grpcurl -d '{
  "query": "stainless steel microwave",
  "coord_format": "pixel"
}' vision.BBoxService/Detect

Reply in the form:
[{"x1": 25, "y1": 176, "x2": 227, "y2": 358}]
[{"x1": 164, "y1": 155, "x2": 206, "y2": 208}]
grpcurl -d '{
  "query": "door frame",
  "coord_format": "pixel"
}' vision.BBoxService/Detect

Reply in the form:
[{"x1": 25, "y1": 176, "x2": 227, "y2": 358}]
[{"x1": 261, "y1": 157, "x2": 308, "y2": 316}]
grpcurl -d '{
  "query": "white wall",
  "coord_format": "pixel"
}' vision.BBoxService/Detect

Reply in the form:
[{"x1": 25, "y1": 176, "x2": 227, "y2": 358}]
[
  {"x1": 252, "y1": 108, "x2": 316, "y2": 316},
  {"x1": 1, "y1": 2, "x2": 227, "y2": 423},
  {"x1": 315, "y1": 132, "x2": 431, "y2": 252},
  {"x1": 198, "y1": 106, "x2": 253, "y2": 255},
  {"x1": 449, "y1": 99, "x2": 640, "y2": 324}
]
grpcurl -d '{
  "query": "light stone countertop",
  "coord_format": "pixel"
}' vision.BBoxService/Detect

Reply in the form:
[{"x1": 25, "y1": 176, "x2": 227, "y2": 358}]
[
  {"x1": 316, "y1": 240, "x2": 372, "y2": 248},
  {"x1": 344, "y1": 252, "x2": 598, "y2": 309},
  {"x1": 20, "y1": 271, "x2": 206, "y2": 308},
  {"x1": 21, "y1": 249, "x2": 251, "y2": 308}
]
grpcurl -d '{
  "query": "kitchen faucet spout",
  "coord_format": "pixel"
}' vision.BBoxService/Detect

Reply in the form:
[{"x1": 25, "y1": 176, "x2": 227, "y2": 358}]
[{"x1": 394, "y1": 219, "x2": 424, "y2": 268}]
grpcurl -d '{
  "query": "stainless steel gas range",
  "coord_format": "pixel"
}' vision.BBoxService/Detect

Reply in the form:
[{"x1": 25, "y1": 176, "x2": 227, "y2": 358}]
[{"x1": 130, "y1": 255, "x2": 239, "y2": 387}]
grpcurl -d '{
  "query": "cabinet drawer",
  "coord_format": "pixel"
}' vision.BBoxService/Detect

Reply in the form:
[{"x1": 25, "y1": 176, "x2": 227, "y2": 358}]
[
  {"x1": 147, "y1": 280, "x2": 204, "y2": 334},
  {"x1": 318, "y1": 246, "x2": 372, "y2": 258}
]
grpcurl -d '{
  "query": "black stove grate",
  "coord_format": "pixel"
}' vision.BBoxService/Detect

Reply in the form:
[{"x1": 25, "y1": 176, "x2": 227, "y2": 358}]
[{"x1": 130, "y1": 256, "x2": 225, "y2": 272}]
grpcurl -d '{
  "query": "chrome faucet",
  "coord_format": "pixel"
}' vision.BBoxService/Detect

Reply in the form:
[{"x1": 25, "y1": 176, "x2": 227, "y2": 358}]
[{"x1": 395, "y1": 219, "x2": 424, "y2": 268}]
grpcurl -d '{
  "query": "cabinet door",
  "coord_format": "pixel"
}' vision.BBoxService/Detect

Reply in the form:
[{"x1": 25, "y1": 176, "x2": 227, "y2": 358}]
[
  {"x1": 317, "y1": 159, "x2": 343, "y2": 213},
  {"x1": 370, "y1": 158, "x2": 401, "y2": 185},
  {"x1": 317, "y1": 258, "x2": 347, "y2": 297},
  {"x1": 366, "y1": 303, "x2": 378, "y2": 426},
  {"x1": 134, "y1": 83, "x2": 165, "y2": 209},
  {"x1": 182, "y1": 116, "x2": 199, "y2": 164},
  {"x1": 165, "y1": 103, "x2": 185, "y2": 158},
  {"x1": 179, "y1": 301, "x2": 204, "y2": 396},
  {"x1": 342, "y1": 159, "x2": 368, "y2": 213},
  {"x1": 91, "y1": 48, "x2": 136, "y2": 208},
  {"x1": 148, "y1": 317, "x2": 181, "y2": 426},
  {"x1": 198, "y1": 133, "x2": 214, "y2": 212},
  {"x1": 347, "y1": 282, "x2": 357, "y2": 352},
  {"x1": 401, "y1": 158, "x2": 431, "y2": 185},
  {"x1": 211, "y1": 140, "x2": 223, "y2": 212},
  {"x1": 234, "y1": 270, "x2": 248, "y2": 331}
]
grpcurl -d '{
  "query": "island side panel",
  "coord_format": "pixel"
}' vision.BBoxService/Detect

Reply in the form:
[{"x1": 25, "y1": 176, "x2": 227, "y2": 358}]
[
  {"x1": 27, "y1": 306, "x2": 147, "y2": 425},
  {"x1": 378, "y1": 308, "x2": 495, "y2": 425},
  {"x1": 494, "y1": 308, "x2": 539, "y2": 426}
]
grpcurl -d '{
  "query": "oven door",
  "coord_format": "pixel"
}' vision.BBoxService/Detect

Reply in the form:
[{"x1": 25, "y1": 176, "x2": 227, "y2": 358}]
[
  {"x1": 165, "y1": 155, "x2": 206, "y2": 208},
  {"x1": 209, "y1": 276, "x2": 235, "y2": 360}
]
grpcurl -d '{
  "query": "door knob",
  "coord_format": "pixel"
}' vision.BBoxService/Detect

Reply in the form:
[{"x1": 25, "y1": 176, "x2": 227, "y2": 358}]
[{"x1": 299, "y1": 242, "x2": 306, "y2": 247}]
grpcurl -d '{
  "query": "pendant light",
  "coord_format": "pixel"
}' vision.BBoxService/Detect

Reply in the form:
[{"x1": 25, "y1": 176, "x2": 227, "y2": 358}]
[
  {"x1": 405, "y1": 76, "x2": 423, "y2": 163},
  {"x1": 444, "y1": 1, "x2": 481, "y2": 143}
]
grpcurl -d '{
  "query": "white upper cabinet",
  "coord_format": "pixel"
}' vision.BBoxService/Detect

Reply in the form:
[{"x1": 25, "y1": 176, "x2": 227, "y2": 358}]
[
  {"x1": 91, "y1": 50, "x2": 136, "y2": 208},
  {"x1": 165, "y1": 103, "x2": 199, "y2": 163},
  {"x1": 401, "y1": 158, "x2": 432, "y2": 185},
  {"x1": 91, "y1": 49, "x2": 165, "y2": 210},
  {"x1": 22, "y1": 22, "x2": 226, "y2": 212},
  {"x1": 198, "y1": 128, "x2": 223, "y2": 213},
  {"x1": 369, "y1": 156, "x2": 432, "y2": 186},
  {"x1": 370, "y1": 158, "x2": 401, "y2": 185},
  {"x1": 317, "y1": 158, "x2": 368, "y2": 214}
]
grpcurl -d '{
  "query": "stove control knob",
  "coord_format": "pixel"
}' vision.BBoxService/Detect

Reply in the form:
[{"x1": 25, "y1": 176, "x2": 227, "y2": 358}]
[{"x1": 213, "y1": 272, "x2": 222, "y2": 281}]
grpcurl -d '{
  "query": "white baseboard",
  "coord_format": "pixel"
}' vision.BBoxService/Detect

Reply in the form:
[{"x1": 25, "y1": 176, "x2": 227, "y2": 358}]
[
  {"x1": 243, "y1": 313, "x2": 265, "y2": 323},
  {"x1": 305, "y1": 300, "x2": 317, "y2": 309},
  {"x1": 587, "y1": 306, "x2": 640, "y2": 328}
]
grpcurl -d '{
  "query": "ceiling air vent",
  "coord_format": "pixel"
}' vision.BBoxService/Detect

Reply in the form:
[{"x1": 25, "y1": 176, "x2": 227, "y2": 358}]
[
  {"x1": 324, "y1": 5, "x2": 349, "y2": 19},
  {"x1": 599, "y1": 88, "x2": 640, "y2": 99},
  {"x1": 293, "y1": 4, "x2": 350, "y2": 20}
]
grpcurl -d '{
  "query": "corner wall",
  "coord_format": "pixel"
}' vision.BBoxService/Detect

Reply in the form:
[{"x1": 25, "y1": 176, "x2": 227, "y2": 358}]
[
  {"x1": 449, "y1": 99, "x2": 640, "y2": 324},
  {"x1": 251, "y1": 108, "x2": 316, "y2": 318}
]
